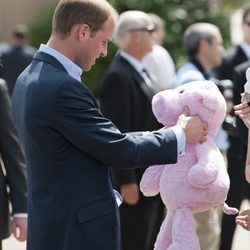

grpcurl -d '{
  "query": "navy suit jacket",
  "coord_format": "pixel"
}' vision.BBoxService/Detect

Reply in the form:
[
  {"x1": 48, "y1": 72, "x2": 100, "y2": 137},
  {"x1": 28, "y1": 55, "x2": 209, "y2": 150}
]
[{"x1": 12, "y1": 51, "x2": 177, "y2": 250}]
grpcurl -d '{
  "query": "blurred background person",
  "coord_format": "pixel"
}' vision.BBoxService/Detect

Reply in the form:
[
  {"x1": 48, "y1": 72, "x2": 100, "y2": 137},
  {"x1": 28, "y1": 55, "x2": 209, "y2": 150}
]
[
  {"x1": 173, "y1": 22, "x2": 227, "y2": 250},
  {"x1": 142, "y1": 13, "x2": 175, "y2": 90},
  {"x1": 215, "y1": 6, "x2": 250, "y2": 250},
  {"x1": 0, "y1": 24, "x2": 36, "y2": 97},
  {"x1": 100, "y1": 10, "x2": 165, "y2": 250},
  {"x1": 0, "y1": 74, "x2": 27, "y2": 249}
]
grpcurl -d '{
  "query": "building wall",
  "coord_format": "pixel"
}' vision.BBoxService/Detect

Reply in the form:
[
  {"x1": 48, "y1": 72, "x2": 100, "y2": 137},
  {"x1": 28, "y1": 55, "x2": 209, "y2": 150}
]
[{"x1": 0, "y1": 0, "x2": 56, "y2": 42}]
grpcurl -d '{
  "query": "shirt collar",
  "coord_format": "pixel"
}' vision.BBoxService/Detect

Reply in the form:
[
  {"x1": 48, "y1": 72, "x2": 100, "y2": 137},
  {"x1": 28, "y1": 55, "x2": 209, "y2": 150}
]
[
  {"x1": 39, "y1": 44, "x2": 83, "y2": 81},
  {"x1": 119, "y1": 51, "x2": 144, "y2": 74},
  {"x1": 240, "y1": 42, "x2": 250, "y2": 60},
  {"x1": 189, "y1": 57, "x2": 212, "y2": 80}
]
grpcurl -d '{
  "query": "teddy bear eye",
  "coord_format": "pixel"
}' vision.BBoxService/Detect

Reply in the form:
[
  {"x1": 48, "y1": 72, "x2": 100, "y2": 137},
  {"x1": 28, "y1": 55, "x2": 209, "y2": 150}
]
[{"x1": 179, "y1": 90, "x2": 184, "y2": 94}]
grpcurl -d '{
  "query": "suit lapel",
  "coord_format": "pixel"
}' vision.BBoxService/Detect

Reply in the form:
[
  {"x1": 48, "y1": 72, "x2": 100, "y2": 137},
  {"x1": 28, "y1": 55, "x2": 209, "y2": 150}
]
[
  {"x1": 236, "y1": 46, "x2": 248, "y2": 64},
  {"x1": 132, "y1": 69, "x2": 156, "y2": 100},
  {"x1": 33, "y1": 51, "x2": 99, "y2": 108},
  {"x1": 116, "y1": 55, "x2": 156, "y2": 101},
  {"x1": 33, "y1": 51, "x2": 68, "y2": 73}
]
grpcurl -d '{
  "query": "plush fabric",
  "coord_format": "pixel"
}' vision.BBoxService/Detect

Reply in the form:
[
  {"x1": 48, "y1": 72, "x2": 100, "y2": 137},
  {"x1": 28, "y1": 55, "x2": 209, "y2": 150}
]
[{"x1": 140, "y1": 80, "x2": 238, "y2": 250}]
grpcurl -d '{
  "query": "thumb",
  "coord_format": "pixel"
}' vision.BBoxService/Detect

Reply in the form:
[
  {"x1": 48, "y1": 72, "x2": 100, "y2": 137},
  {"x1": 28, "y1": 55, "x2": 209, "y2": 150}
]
[{"x1": 183, "y1": 105, "x2": 190, "y2": 116}]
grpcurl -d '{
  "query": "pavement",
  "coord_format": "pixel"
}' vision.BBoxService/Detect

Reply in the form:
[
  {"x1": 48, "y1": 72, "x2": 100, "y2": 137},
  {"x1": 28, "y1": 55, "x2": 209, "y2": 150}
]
[{"x1": 2, "y1": 200, "x2": 250, "y2": 250}]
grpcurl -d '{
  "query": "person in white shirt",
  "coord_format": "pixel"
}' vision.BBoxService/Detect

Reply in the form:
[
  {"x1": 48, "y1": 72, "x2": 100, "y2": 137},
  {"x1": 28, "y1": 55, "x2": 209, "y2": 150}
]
[{"x1": 142, "y1": 13, "x2": 175, "y2": 90}]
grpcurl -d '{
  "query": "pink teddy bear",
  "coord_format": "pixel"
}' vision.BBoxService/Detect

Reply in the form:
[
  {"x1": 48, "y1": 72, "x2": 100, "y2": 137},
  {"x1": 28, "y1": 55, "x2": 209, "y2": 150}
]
[{"x1": 140, "y1": 80, "x2": 238, "y2": 250}]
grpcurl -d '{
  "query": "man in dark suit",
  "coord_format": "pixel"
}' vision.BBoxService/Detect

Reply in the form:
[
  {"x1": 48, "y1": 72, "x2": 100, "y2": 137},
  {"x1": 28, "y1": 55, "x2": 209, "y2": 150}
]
[
  {"x1": 100, "y1": 10, "x2": 168, "y2": 250},
  {"x1": 11, "y1": 1, "x2": 207, "y2": 250},
  {"x1": 228, "y1": 60, "x2": 250, "y2": 242},
  {"x1": 0, "y1": 77, "x2": 27, "y2": 249},
  {"x1": 215, "y1": 6, "x2": 250, "y2": 250},
  {"x1": 0, "y1": 24, "x2": 36, "y2": 96},
  {"x1": 233, "y1": 60, "x2": 250, "y2": 145}
]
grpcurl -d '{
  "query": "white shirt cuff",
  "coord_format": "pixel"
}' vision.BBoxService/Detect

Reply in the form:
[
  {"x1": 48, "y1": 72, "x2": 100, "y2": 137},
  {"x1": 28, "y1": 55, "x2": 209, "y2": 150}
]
[
  {"x1": 171, "y1": 125, "x2": 186, "y2": 156},
  {"x1": 13, "y1": 213, "x2": 27, "y2": 218},
  {"x1": 113, "y1": 189, "x2": 123, "y2": 207}
]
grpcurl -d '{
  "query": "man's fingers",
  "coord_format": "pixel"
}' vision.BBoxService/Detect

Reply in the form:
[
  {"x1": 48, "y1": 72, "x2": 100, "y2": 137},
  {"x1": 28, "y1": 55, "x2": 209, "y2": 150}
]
[
  {"x1": 236, "y1": 217, "x2": 248, "y2": 230},
  {"x1": 234, "y1": 102, "x2": 249, "y2": 111},
  {"x1": 183, "y1": 105, "x2": 190, "y2": 116},
  {"x1": 203, "y1": 123, "x2": 208, "y2": 130}
]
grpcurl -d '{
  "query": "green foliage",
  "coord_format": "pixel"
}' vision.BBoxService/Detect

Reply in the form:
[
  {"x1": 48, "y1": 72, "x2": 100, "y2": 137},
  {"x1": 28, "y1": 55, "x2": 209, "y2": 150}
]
[
  {"x1": 30, "y1": 2, "x2": 56, "y2": 48},
  {"x1": 110, "y1": 0, "x2": 232, "y2": 69},
  {"x1": 29, "y1": 0, "x2": 234, "y2": 95}
]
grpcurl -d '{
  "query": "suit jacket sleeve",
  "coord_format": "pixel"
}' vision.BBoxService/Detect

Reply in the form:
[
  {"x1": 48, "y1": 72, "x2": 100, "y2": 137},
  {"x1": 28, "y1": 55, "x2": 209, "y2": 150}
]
[
  {"x1": 54, "y1": 80, "x2": 178, "y2": 169},
  {"x1": 100, "y1": 71, "x2": 138, "y2": 186},
  {"x1": 0, "y1": 79, "x2": 27, "y2": 214}
]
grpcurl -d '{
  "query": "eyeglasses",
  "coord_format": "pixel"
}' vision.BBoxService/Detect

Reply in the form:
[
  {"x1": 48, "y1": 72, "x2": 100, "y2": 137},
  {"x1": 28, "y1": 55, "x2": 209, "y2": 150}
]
[
  {"x1": 244, "y1": 21, "x2": 250, "y2": 27},
  {"x1": 128, "y1": 25, "x2": 155, "y2": 34}
]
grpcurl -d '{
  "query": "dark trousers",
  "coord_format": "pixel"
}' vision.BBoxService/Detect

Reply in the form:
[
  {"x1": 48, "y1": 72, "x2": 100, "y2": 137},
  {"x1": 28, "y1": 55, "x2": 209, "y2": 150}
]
[
  {"x1": 120, "y1": 195, "x2": 165, "y2": 250},
  {"x1": 219, "y1": 137, "x2": 250, "y2": 250}
]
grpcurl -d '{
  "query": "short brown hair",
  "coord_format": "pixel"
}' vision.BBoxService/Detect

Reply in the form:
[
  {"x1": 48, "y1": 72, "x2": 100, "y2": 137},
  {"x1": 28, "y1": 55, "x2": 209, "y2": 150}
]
[
  {"x1": 52, "y1": 0, "x2": 117, "y2": 38},
  {"x1": 242, "y1": 6, "x2": 250, "y2": 23}
]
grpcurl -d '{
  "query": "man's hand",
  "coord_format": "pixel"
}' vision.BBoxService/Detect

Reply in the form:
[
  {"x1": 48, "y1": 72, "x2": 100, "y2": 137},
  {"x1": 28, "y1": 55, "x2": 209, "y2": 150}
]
[
  {"x1": 11, "y1": 217, "x2": 27, "y2": 242},
  {"x1": 177, "y1": 106, "x2": 207, "y2": 144},
  {"x1": 234, "y1": 102, "x2": 250, "y2": 128},
  {"x1": 235, "y1": 209, "x2": 250, "y2": 231},
  {"x1": 120, "y1": 183, "x2": 139, "y2": 205}
]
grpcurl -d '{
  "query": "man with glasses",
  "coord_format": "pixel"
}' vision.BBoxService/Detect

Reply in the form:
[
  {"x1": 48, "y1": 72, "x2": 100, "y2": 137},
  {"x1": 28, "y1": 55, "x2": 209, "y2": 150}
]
[
  {"x1": 100, "y1": 10, "x2": 166, "y2": 250},
  {"x1": 142, "y1": 13, "x2": 176, "y2": 90}
]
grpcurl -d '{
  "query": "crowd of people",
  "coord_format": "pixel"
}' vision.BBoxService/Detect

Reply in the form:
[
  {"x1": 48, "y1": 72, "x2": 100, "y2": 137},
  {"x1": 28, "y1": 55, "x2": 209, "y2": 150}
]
[{"x1": 0, "y1": 0, "x2": 249, "y2": 250}]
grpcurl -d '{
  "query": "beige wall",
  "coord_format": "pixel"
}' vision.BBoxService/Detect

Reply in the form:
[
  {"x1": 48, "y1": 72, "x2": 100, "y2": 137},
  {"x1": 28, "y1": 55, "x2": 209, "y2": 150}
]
[{"x1": 0, "y1": 0, "x2": 57, "y2": 42}]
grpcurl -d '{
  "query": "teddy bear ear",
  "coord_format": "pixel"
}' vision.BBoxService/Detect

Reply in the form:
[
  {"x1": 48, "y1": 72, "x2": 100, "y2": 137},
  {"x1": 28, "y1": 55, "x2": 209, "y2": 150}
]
[
  {"x1": 152, "y1": 89, "x2": 182, "y2": 126},
  {"x1": 152, "y1": 92, "x2": 168, "y2": 124}
]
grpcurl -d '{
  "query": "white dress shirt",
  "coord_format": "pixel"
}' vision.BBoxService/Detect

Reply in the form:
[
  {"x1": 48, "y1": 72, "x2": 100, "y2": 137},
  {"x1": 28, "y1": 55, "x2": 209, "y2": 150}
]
[
  {"x1": 39, "y1": 44, "x2": 82, "y2": 81},
  {"x1": 143, "y1": 44, "x2": 176, "y2": 90}
]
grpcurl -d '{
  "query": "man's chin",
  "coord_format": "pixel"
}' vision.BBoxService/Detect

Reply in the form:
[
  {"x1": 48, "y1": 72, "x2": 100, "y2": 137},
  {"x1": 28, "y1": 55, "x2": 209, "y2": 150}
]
[
  {"x1": 83, "y1": 62, "x2": 96, "y2": 72},
  {"x1": 83, "y1": 65, "x2": 92, "y2": 72}
]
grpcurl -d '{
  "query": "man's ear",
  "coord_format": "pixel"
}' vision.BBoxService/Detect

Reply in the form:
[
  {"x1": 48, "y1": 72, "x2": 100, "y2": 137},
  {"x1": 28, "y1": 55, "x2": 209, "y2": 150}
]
[
  {"x1": 199, "y1": 39, "x2": 210, "y2": 52},
  {"x1": 76, "y1": 24, "x2": 91, "y2": 41}
]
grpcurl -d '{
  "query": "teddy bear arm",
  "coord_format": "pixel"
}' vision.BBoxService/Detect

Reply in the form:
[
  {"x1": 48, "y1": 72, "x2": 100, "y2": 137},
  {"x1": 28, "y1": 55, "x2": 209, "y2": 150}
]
[
  {"x1": 188, "y1": 139, "x2": 221, "y2": 189},
  {"x1": 139, "y1": 164, "x2": 165, "y2": 196}
]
